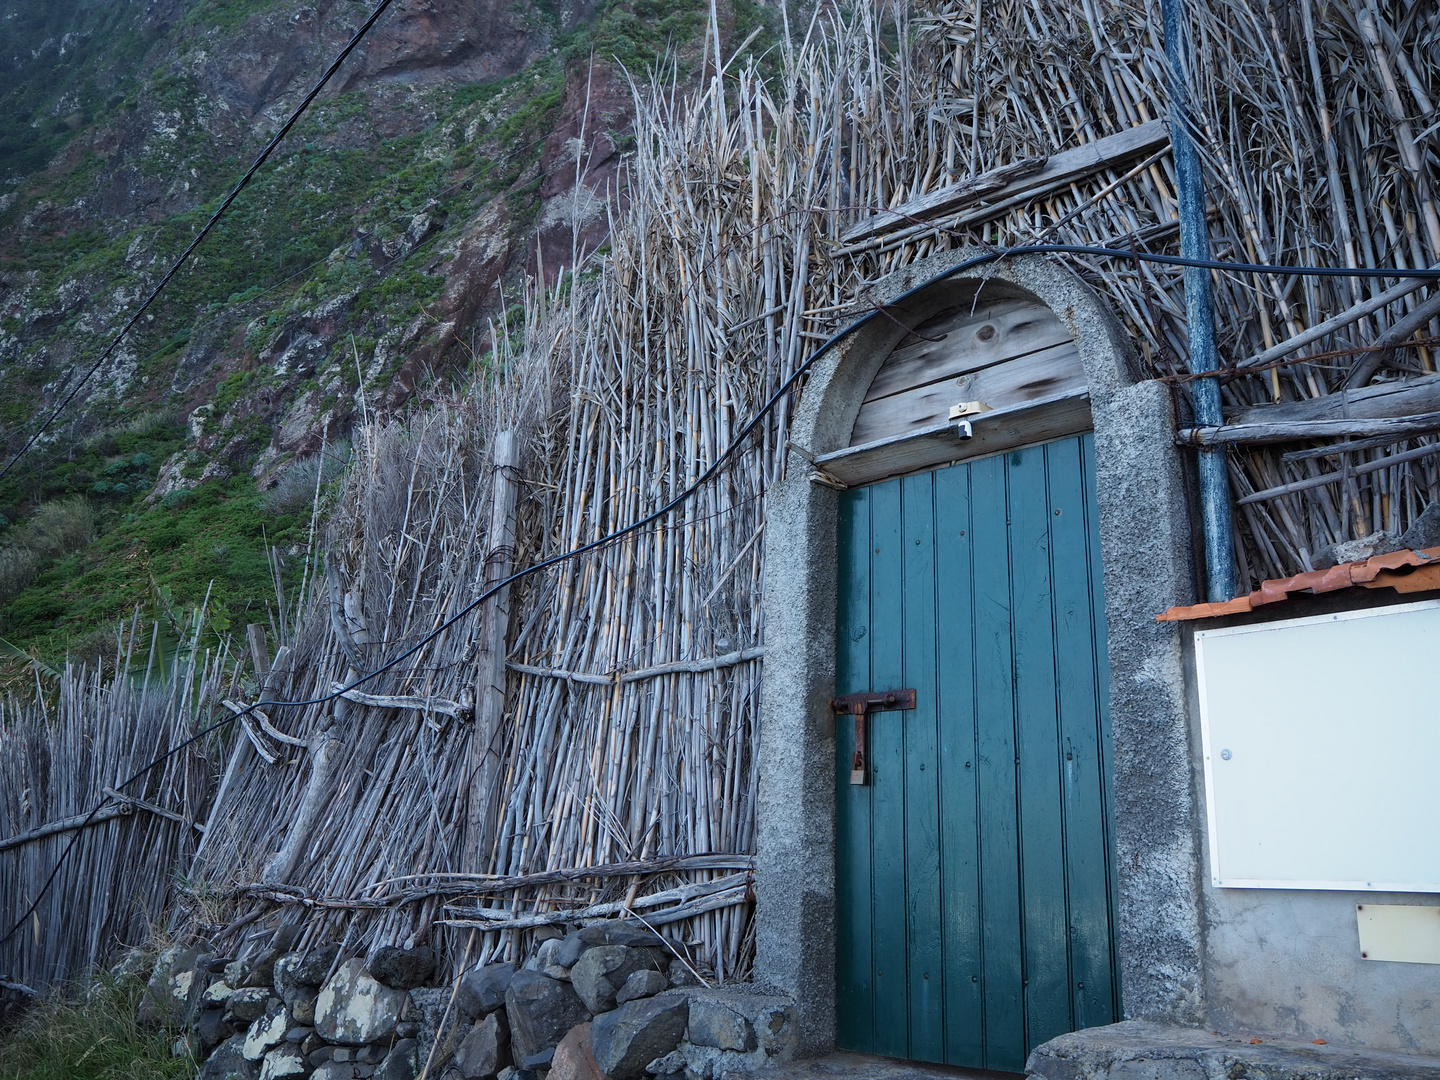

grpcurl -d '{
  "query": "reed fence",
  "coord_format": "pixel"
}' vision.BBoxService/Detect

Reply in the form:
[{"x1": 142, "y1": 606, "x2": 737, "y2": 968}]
[
  {"x1": 5, "y1": 0, "x2": 1437, "y2": 991},
  {"x1": 0, "y1": 622, "x2": 231, "y2": 992}
]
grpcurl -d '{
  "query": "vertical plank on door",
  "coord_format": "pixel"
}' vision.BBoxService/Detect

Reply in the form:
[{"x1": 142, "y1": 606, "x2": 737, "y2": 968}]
[
  {"x1": 969, "y1": 453, "x2": 1026, "y2": 1073},
  {"x1": 1050, "y1": 436, "x2": 1117, "y2": 1032},
  {"x1": 835, "y1": 487, "x2": 875, "y2": 1052},
  {"x1": 935, "y1": 464, "x2": 984, "y2": 1065},
  {"x1": 1071, "y1": 437, "x2": 1123, "y2": 1025},
  {"x1": 902, "y1": 471, "x2": 944, "y2": 1061},
  {"x1": 1009, "y1": 445, "x2": 1072, "y2": 1054},
  {"x1": 868, "y1": 479, "x2": 909, "y2": 1057}
]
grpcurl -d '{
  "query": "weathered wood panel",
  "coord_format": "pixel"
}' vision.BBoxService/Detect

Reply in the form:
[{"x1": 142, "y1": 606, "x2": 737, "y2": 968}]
[
  {"x1": 863, "y1": 296, "x2": 1076, "y2": 402},
  {"x1": 852, "y1": 341, "x2": 1084, "y2": 445},
  {"x1": 819, "y1": 389, "x2": 1092, "y2": 488},
  {"x1": 840, "y1": 119, "x2": 1170, "y2": 244},
  {"x1": 851, "y1": 292, "x2": 1082, "y2": 446}
]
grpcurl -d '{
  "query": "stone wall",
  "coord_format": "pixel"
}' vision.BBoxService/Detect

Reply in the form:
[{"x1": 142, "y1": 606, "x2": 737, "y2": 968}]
[{"x1": 133, "y1": 921, "x2": 797, "y2": 1080}]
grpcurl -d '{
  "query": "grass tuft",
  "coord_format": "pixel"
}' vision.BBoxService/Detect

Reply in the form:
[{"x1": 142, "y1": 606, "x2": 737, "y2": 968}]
[{"x1": 0, "y1": 972, "x2": 192, "y2": 1080}]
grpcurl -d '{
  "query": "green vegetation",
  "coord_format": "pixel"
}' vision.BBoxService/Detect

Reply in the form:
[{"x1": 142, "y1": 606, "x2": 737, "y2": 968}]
[
  {"x1": 0, "y1": 1, "x2": 156, "y2": 186},
  {"x1": 0, "y1": 970, "x2": 191, "y2": 1080},
  {"x1": 0, "y1": 474, "x2": 308, "y2": 660},
  {"x1": 182, "y1": 0, "x2": 294, "y2": 32}
]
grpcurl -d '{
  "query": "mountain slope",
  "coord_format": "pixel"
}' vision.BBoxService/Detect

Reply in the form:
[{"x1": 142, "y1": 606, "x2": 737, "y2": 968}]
[{"x1": 0, "y1": 0, "x2": 772, "y2": 662}]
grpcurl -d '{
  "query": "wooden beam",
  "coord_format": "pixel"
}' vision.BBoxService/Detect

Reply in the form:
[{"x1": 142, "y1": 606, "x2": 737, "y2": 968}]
[
  {"x1": 1344, "y1": 291, "x2": 1440, "y2": 388},
  {"x1": 813, "y1": 388, "x2": 1092, "y2": 487},
  {"x1": 467, "y1": 431, "x2": 520, "y2": 873},
  {"x1": 1235, "y1": 272, "x2": 1437, "y2": 372},
  {"x1": 840, "y1": 119, "x2": 1168, "y2": 245},
  {"x1": 1177, "y1": 411, "x2": 1440, "y2": 446},
  {"x1": 1226, "y1": 373, "x2": 1440, "y2": 425},
  {"x1": 0, "y1": 793, "x2": 201, "y2": 855},
  {"x1": 329, "y1": 686, "x2": 468, "y2": 720},
  {"x1": 1237, "y1": 442, "x2": 1440, "y2": 505},
  {"x1": 0, "y1": 805, "x2": 128, "y2": 853}
]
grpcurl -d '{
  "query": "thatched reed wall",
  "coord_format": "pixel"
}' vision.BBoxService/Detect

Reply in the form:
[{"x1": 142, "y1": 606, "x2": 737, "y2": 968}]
[
  {"x1": 4, "y1": 0, "x2": 1437, "y2": 989},
  {"x1": 0, "y1": 628, "x2": 230, "y2": 991}
]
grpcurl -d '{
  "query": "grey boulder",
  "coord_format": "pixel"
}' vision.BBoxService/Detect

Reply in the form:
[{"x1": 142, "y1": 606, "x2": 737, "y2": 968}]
[
  {"x1": 575, "y1": 923, "x2": 666, "y2": 950},
  {"x1": 378, "y1": 1037, "x2": 420, "y2": 1080},
  {"x1": 590, "y1": 995, "x2": 689, "y2": 1080},
  {"x1": 241, "y1": 999, "x2": 289, "y2": 1061},
  {"x1": 137, "y1": 945, "x2": 206, "y2": 1030},
  {"x1": 645, "y1": 1050, "x2": 686, "y2": 1077},
  {"x1": 553, "y1": 923, "x2": 665, "y2": 970},
  {"x1": 457, "y1": 964, "x2": 516, "y2": 1019},
  {"x1": 525, "y1": 938, "x2": 572, "y2": 981},
  {"x1": 505, "y1": 970, "x2": 590, "y2": 1069},
  {"x1": 315, "y1": 958, "x2": 408, "y2": 1045},
  {"x1": 570, "y1": 946, "x2": 661, "y2": 1015},
  {"x1": 616, "y1": 969, "x2": 668, "y2": 1005},
  {"x1": 195, "y1": 1006, "x2": 235, "y2": 1053},
  {"x1": 225, "y1": 987, "x2": 273, "y2": 1023},
  {"x1": 259, "y1": 1045, "x2": 308, "y2": 1079},
  {"x1": 368, "y1": 946, "x2": 436, "y2": 990},
  {"x1": 1402, "y1": 500, "x2": 1440, "y2": 550},
  {"x1": 454, "y1": 1010, "x2": 510, "y2": 1079},
  {"x1": 289, "y1": 988, "x2": 318, "y2": 1026},
  {"x1": 686, "y1": 999, "x2": 755, "y2": 1051},
  {"x1": 665, "y1": 958, "x2": 701, "y2": 988},
  {"x1": 199, "y1": 1033, "x2": 261, "y2": 1080}
]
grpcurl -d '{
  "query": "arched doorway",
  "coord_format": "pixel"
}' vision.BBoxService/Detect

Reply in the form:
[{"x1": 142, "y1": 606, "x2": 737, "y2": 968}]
[
  {"x1": 829, "y1": 286, "x2": 1117, "y2": 1069},
  {"x1": 755, "y1": 251, "x2": 1206, "y2": 1063}
]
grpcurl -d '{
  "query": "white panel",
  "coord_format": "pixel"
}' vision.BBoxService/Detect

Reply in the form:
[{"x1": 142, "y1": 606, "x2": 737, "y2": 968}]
[
  {"x1": 1357, "y1": 904, "x2": 1440, "y2": 963},
  {"x1": 1195, "y1": 600, "x2": 1440, "y2": 891}
]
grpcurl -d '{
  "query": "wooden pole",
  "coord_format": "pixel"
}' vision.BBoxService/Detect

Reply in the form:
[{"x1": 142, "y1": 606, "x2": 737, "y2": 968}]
[{"x1": 467, "y1": 431, "x2": 520, "y2": 873}]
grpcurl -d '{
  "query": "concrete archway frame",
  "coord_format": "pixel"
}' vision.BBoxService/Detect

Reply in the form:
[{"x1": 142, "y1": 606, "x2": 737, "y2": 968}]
[{"x1": 754, "y1": 250, "x2": 1208, "y2": 1054}]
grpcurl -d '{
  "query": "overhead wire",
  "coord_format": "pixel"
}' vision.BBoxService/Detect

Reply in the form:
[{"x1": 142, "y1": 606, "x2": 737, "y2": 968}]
[
  {"x1": 4, "y1": 241, "x2": 1439, "y2": 953},
  {"x1": 0, "y1": 0, "x2": 399, "y2": 484}
]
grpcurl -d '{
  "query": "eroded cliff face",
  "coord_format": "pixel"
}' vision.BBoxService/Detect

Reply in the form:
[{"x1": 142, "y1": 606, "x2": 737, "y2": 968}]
[{"x1": 0, "y1": 0, "x2": 761, "y2": 657}]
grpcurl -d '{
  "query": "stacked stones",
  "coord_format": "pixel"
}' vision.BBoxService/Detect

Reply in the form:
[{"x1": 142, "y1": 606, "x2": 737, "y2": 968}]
[{"x1": 135, "y1": 920, "x2": 796, "y2": 1080}]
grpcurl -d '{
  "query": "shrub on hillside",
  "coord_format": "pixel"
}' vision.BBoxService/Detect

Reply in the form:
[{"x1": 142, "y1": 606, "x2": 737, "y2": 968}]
[
  {"x1": 0, "y1": 546, "x2": 40, "y2": 606},
  {"x1": 0, "y1": 968, "x2": 191, "y2": 1080},
  {"x1": 261, "y1": 443, "x2": 350, "y2": 515},
  {"x1": 17, "y1": 498, "x2": 96, "y2": 559}
]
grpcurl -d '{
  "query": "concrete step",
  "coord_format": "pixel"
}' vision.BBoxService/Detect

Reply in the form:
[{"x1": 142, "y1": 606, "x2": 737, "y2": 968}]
[
  {"x1": 1027, "y1": 1020, "x2": 1440, "y2": 1080},
  {"x1": 757, "y1": 1050, "x2": 1020, "y2": 1080}
]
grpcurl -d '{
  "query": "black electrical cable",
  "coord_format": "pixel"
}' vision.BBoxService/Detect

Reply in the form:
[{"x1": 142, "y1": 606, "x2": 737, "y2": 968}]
[
  {"x1": 4, "y1": 240, "x2": 1440, "y2": 953},
  {"x1": 0, "y1": 0, "x2": 398, "y2": 484}
]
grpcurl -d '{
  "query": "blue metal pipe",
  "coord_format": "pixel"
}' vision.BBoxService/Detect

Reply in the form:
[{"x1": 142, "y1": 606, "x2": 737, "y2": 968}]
[{"x1": 1162, "y1": 0, "x2": 1237, "y2": 603}]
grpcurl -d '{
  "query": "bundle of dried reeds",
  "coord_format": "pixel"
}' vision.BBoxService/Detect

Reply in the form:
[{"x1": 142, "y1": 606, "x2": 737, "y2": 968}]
[
  {"x1": 850, "y1": 0, "x2": 1440, "y2": 580},
  {"x1": 0, "y1": 622, "x2": 229, "y2": 991}
]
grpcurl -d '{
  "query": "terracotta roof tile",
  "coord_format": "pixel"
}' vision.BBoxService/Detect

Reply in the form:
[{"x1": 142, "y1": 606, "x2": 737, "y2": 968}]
[{"x1": 1157, "y1": 546, "x2": 1440, "y2": 621}]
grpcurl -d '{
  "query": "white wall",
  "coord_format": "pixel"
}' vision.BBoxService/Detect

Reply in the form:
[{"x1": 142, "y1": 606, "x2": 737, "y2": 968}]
[{"x1": 1183, "y1": 613, "x2": 1440, "y2": 1053}]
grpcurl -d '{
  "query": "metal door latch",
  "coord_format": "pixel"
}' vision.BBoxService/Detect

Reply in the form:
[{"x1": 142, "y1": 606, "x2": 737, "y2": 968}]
[
  {"x1": 831, "y1": 689, "x2": 917, "y2": 785},
  {"x1": 949, "y1": 400, "x2": 990, "y2": 440}
]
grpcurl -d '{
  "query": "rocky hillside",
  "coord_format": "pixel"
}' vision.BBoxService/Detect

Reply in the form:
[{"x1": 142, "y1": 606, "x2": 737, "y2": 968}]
[{"x1": 0, "y1": 0, "x2": 773, "y2": 663}]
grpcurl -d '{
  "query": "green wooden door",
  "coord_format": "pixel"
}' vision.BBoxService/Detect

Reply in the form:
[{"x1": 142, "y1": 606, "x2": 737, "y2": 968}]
[{"x1": 835, "y1": 433, "x2": 1119, "y2": 1071}]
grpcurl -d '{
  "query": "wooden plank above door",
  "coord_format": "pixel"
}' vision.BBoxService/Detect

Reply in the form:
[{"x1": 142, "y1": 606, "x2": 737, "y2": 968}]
[
  {"x1": 817, "y1": 388, "x2": 1093, "y2": 488},
  {"x1": 850, "y1": 292, "x2": 1084, "y2": 446},
  {"x1": 864, "y1": 296, "x2": 1075, "y2": 402}
]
